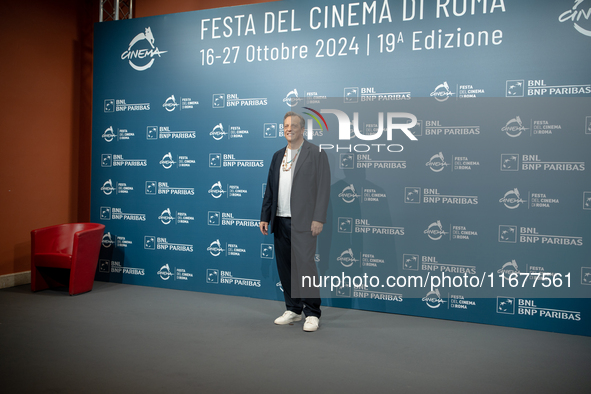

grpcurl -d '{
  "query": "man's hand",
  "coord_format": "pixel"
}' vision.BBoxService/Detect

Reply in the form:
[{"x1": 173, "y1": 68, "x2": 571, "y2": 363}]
[
  {"x1": 260, "y1": 221, "x2": 269, "y2": 236},
  {"x1": 311, "y1": 221, "x2": 323, "y2": 237}
]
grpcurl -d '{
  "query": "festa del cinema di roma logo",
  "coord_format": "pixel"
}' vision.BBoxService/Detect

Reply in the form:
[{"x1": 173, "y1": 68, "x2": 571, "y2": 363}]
[
  {"x1": 301, "y1": 107, "x2": 418, "y2": 152},
  {"x1": 121, "y1": 27, "x2": 167, "y2": 71},
  {"x1": 559, "y1": 0, "x2": 591, "y2": 37}
]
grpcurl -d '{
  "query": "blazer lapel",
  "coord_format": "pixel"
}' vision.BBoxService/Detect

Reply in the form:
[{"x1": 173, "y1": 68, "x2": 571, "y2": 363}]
[
  {"x1": 293, "y1": 140, "x2": 310, "y2": 179},
  {"x1": 274, "y1": 147, "x2": 286, "y2": 185}
]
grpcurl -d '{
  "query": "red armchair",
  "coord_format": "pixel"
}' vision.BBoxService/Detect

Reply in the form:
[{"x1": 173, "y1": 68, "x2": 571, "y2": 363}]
[{"x1": 31, "y1": 223, "x2": 105, "y2": 295}]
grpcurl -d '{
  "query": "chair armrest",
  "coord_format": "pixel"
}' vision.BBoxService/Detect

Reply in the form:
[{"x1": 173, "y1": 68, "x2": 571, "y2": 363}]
[
  {"x1": 69, "y1": 226, "x2": 105, "y2": 291},
  {"x1": 72, "y1": 228, "x2": 105, "y2": 259}
]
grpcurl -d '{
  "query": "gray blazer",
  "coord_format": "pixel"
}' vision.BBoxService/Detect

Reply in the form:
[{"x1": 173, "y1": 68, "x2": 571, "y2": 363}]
[{"x1": 261, "y1": 139, "x2": 331, "y2": 234}]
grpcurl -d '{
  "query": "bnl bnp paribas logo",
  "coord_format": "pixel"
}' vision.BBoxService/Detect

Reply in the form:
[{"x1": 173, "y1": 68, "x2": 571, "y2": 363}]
[
  {"x1": 121, "y1": 27, "x2": 167, "y2": 71},
  {"x1": 301, "y1": 107, "x2": 418, "y2": 155},
  {"x1": 559, "y1": 0, "x2": 591, "y2": 37}
]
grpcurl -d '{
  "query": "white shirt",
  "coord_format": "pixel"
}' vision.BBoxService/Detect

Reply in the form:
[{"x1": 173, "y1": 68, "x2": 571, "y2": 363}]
[{"x1": 276, "y1": 147, "x2": 300, "y2": 217}]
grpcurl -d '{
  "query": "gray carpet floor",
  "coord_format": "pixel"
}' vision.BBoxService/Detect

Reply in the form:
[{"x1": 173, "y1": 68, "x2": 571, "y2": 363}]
[{"x1": 1, "y1": 281, "x2": 589, "y2": 393}]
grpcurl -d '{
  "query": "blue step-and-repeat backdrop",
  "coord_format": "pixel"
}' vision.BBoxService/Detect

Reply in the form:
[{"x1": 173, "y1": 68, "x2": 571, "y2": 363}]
[{"x1": 91, "y1": 0, "x2": 591, "y2": 335}]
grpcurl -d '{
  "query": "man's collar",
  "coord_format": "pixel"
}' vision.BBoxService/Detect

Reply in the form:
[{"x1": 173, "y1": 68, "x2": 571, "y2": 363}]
[{"x1": 287, "y1": 137, "x2": 305, "y2": 150}]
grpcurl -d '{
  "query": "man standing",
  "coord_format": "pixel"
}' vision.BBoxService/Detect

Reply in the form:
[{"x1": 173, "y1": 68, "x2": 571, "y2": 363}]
[{"x1": 260, "y1": 111, "x2": 330, "y2": 332}]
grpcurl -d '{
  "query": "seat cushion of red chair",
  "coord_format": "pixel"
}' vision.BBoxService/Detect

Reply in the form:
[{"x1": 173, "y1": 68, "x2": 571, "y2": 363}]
[{"x1": 34, "y1": 253, "x2": 72, "y2": 269}]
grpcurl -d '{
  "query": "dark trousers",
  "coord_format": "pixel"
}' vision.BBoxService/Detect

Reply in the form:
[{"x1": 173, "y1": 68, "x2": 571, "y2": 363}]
[{"x1": 274, "y1": 217, "x2": 321, "y2": 318}]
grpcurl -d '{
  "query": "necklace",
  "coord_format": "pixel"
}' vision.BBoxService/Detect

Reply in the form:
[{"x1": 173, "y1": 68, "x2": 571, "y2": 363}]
[{"x1": 281, "y1": 144, "x2": 303, "y2": 171}]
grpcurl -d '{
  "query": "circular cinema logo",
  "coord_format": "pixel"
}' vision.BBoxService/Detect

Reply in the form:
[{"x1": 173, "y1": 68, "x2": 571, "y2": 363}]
[
  {"x1": 424, "y1": 220, "x2": 448, "y2": 241},
  {"x1": 102, "y1": 232, "x2": 114, "y2": 248},
  {"x1": 163, "y1": 95, "x2": 179, "y2": 112},
  {"x1": 157, "y1": 264, "x2": 173, "y2": 280},
  {"x1": 559, "y1": 1, "x2": 591, "y2": 37},
  {"x1": 499, "y1": 188, "x2": 527, "y2": 209},
  {"x1": 423, "y1": 288, "x2": 446, "y2": 309},
  {"x1": 283, "y1": 89, "x2": 303, "y2": 107},
  {"x1": 337, "y1": 248, "x2": 358, "y2": 267},
  {"x1": 425, "y1": 152, "x2": 449, "y2": 172},
  {"x1": 121, "y1": 27, "x2": 167, "y2": 71},
  {"x1": 497, "y1": 260, "x2": 520, "y2": 280},
  {"x1": 210, "y1": 123, "x2": 226, "y2": 140},
  {"x1": 207, "y1": 240, "x2": 225, "y2": 256},
  {"x1": 158, "y1": 208, "x2": 175, "y2": 225},
  {"x1": 430, "y1": 82, "x2": 455, "y2": 102},
  {"x1": 339, "y1": 184, "x2": 360, "y2": 203},
  {"x1": 101, "y1": 179, "x2": 115, "y2": 195},
  {"x1": 159, "y1": 152, "x2": 176, "y2": 169},
  {"x1": 102, "y1": 126, "x2": 116, "y2": 142},
  {"x1": 208, "y1": 181, "x2": 226, "y2": 199},
  {"x1": 502, "y1": 116, "x2": 528, "y2": 137}
]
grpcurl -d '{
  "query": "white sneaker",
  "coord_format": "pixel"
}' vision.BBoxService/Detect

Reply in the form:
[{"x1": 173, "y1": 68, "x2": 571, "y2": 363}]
[
  {"x1": 274, "y1": 311, "x2": 302, "y2": 325},
  {"x1": 303, "y1": 316, "x2": 320, "y2": 332}
]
